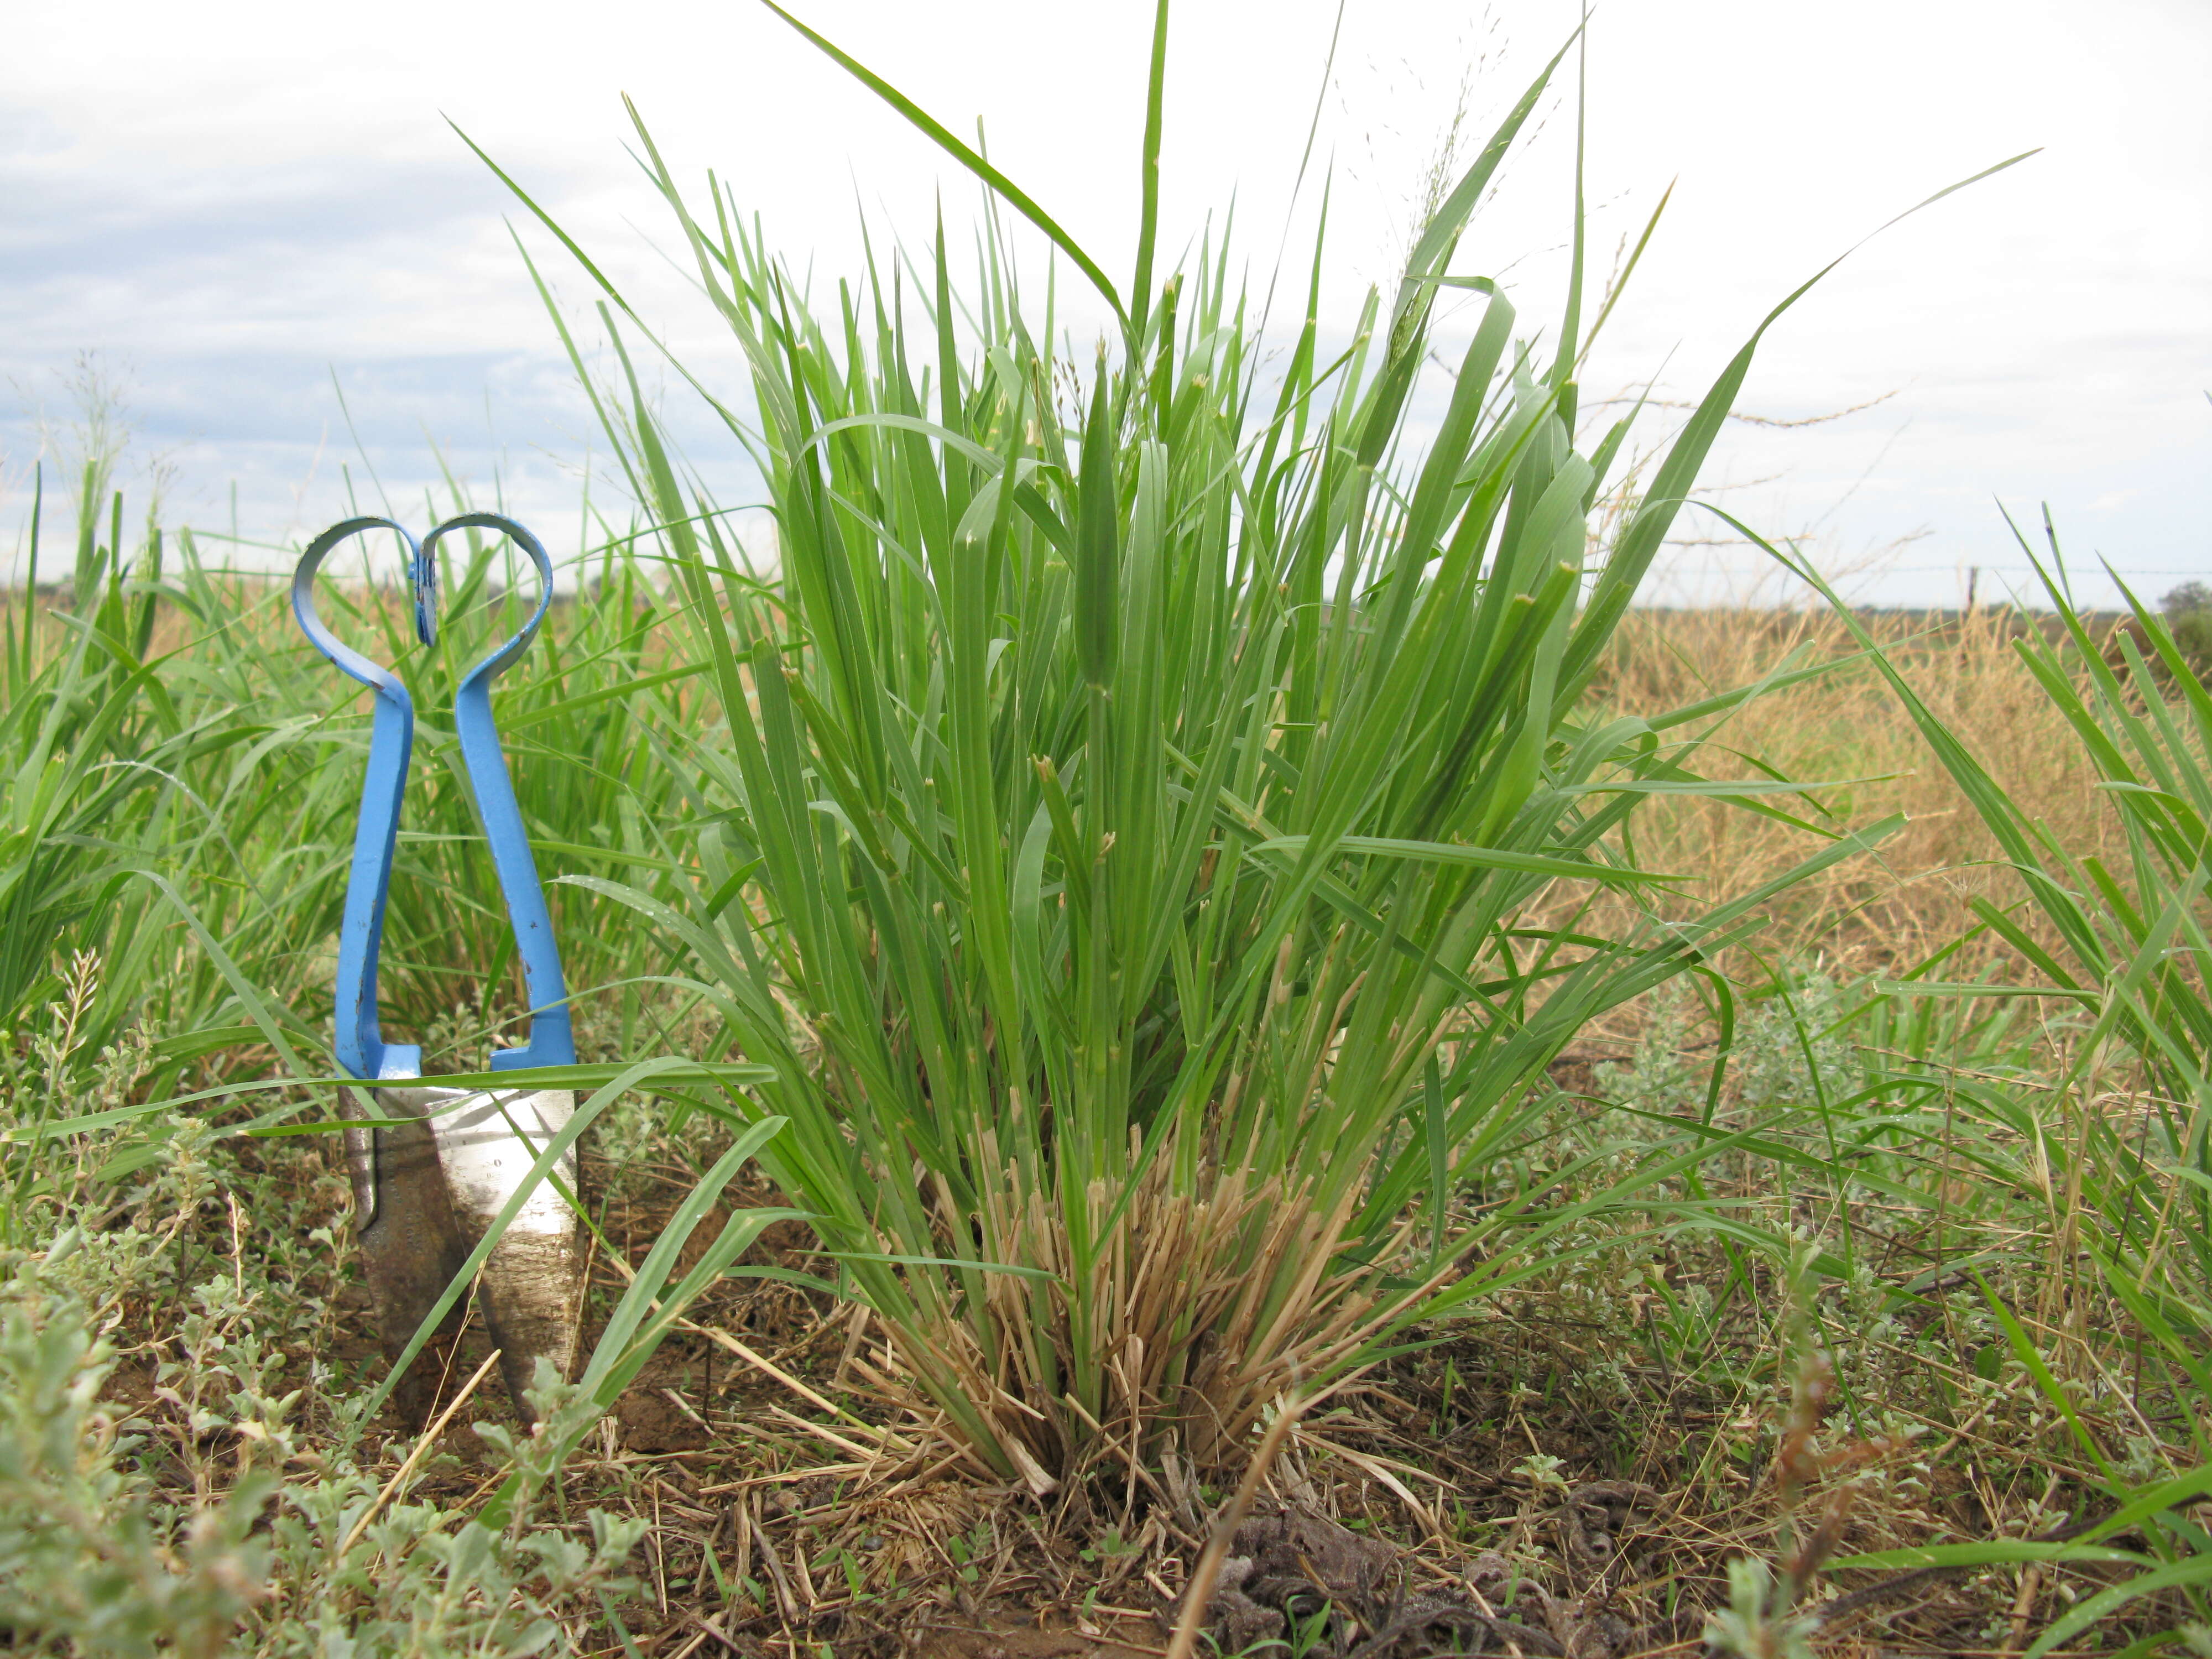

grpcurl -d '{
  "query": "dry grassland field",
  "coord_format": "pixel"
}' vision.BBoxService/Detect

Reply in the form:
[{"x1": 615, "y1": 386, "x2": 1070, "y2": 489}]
[{"x1": 3, "y1": 12, "x2": 2210, "y2": 1659}]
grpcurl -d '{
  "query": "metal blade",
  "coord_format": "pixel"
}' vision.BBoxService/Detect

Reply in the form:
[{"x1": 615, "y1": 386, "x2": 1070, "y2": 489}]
[
  {"x1": 346, "y1": 1085, "x2": 474, "y2": 1427},
  {"x1": 424, "y1": 1086, "x2": 587, "y2": 1418},
  {"x1": 347, "y1": 1085, "x2": 587, "y2": 1425}
]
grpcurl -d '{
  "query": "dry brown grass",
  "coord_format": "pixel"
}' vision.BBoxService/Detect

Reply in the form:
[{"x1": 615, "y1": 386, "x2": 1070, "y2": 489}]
[{"x1": 1585, "y1": 605, "x2": 2129, "y2": 979}]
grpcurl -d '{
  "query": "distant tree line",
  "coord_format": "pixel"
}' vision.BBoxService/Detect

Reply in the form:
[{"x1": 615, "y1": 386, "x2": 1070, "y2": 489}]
[{"x1": 2163, "y1": 582, "x2": 2212, "y2": 677}]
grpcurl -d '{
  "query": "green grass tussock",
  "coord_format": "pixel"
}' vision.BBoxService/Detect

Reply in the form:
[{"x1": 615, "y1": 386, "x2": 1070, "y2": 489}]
[{"x1": 504, "y1": 18, "x2": 1936, "y2": 1485}]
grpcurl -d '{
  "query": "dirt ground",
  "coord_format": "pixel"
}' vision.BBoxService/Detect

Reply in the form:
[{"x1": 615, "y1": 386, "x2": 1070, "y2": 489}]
[{"x1": 281, "y1": 1102, "x2": 2152, "y2": 1659}]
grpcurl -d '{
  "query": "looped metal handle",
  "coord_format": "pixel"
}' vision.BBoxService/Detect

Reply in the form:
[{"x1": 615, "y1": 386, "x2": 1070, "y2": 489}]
[
  {"x1": 293, "y1": 518, "x2": 427, "y2": 1082},
  {"x1": 421, "y1": 514, "x2": 575, "y2": 1071},
  {"x1": 294, "y1": 513, "x2": 576, "y2": 1081}
]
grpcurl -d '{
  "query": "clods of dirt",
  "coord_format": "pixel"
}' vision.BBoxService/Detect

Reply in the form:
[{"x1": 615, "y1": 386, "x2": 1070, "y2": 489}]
[
  {"x1": 1191, "y1": 1511, "x2": 1395, "y2": 1651},
  {"x1": 1176, "y1": 1500, "x2": 1692, "y2": 1659}
]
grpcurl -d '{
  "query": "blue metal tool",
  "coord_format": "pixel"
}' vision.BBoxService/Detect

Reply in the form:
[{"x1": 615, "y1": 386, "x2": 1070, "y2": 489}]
[
  {"x1": 294, "y1": 513, "x2": 585, "y2": 1421},
  {"x1": 294, "y1": 513, "x2": 576, "y2": 1079}
]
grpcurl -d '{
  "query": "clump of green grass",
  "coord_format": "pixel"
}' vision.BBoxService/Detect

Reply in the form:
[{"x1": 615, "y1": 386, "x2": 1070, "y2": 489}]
[{"x1": 471, "y1": 6, "x2": 2016, "y2": 1486}]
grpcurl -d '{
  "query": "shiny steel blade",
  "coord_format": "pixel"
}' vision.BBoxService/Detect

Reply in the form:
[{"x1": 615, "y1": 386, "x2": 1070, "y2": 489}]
[
  {"x1": 347, "y1": 1085, "x2": 586, "y2": 1423},
  {"x1": 422, "y1": 1085, "x2": 586, "y2": 1414}
]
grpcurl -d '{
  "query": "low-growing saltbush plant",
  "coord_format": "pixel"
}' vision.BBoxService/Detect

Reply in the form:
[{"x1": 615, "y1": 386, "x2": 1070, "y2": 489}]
[{"x1": 0, "y1": 975, "x2": 652, "y2": 1657}]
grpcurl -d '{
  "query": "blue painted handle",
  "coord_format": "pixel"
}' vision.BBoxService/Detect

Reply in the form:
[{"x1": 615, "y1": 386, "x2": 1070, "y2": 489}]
[
  {"x1": 420, "y1": 514, "x2": 577, "y2": 1070},
  {"x1": 292, "y1": 518, "x2": 429, "y2": 1082}
]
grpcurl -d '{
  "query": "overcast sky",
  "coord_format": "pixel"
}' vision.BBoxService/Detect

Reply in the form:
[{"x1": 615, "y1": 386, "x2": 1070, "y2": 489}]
[{"x1": 4, "y1": 0, "x2": 2207, "y2": 607}]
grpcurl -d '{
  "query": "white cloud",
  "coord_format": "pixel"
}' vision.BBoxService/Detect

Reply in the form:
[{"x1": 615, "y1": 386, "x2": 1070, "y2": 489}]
[{"x1": 3, "y1": 0, "x2": 2207, "y2": 606}]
